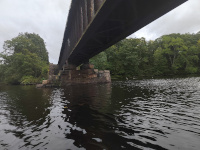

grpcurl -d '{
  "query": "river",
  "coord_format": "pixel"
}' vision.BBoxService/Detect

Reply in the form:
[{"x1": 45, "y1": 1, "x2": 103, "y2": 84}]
[{"x1": 0, "y1": 77, "x2": 200, "y2": 150}]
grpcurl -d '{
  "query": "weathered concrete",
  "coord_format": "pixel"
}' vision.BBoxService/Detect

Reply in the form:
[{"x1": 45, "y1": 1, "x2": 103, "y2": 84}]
[
  {"x1": 58, "y1": 62, "x2": 111, "y2": 85},
  {"x1": 60, "y1": 69, "x2": 111, "y2": 86},
  {"x1": 37, "y1": 63, "x2": 111, "y2": 88},
  {"x1": 80, "y1": 63, "x2": 94, "y2": 70}
]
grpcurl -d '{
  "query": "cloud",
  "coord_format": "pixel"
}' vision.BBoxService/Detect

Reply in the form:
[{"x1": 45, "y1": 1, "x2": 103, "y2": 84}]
[
  {"x1": 0, "y1": 0, "x2": 70, "y2": 63},
  {"x1": 131, "y1": 0, "x2": 200, "y2": 40}
]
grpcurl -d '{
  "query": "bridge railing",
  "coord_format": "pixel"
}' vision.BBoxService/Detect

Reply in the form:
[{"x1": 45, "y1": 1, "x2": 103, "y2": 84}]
[{"x1": 58, "y1": 0, "x2": 105, "y2": 69}]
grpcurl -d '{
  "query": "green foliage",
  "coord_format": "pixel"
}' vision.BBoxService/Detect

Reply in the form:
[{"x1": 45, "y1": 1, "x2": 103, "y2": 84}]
[
  {"x1": 91, "y1": 32, "x2": 200, "y2": 78},
  {"x1": 91, "y1": 38, "x2": 155, "y2": 77},
  {"x1": 90, "y1": 52, "x2": 108, "y2": 70},
  {"x1": 20, "y1": 76, "x2": 40, "y2": 85},
  {"x1": 0, "y1": 33, "x2": 49, "y2": 84},
  {"x1": 3, "y1": 32, "x2": 49, "y2": 63},
  {"x1": 153, "y1": 47, "x2": 170, "y2": 75},
  {"x1": 154, "y1": 35, "x2": 200, "y2": 74},
  {"x1": 0, "y1": 62, "x2": 6, "y2": 82}
]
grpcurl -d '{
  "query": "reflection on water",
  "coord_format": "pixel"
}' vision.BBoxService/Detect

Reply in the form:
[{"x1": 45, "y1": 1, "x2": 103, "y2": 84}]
[
  {"x1": 0, "y1": 77, "x2": 200, "y2": 150},
  {"x1": 0, "y1": 86, "x2": 53, "y2": 149}
]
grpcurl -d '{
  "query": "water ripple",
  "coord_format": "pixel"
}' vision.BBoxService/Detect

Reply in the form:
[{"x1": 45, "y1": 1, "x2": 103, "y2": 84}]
[{"x1": 0, "y1": 78, "x2": 200, "y2": 149}]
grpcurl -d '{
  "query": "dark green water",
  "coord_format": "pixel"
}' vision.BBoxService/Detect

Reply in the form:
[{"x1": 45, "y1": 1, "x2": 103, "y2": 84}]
[{"x1": 0, "y1": 77, "x2": 200, "y2": 150}]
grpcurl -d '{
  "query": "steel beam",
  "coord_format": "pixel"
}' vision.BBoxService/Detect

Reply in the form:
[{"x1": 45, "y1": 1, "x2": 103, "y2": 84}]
[
  {"x1": 58, "y1": 0, "x2": 188, "y2": 68},
  {"x1": 87, "y1": 0, "x2": 95, "y2": 24}
]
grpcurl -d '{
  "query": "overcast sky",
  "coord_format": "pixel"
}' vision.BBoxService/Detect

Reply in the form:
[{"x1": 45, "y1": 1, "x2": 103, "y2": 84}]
[{"x1": 0, "y1": 0, "x2": 200, "y2": 63}]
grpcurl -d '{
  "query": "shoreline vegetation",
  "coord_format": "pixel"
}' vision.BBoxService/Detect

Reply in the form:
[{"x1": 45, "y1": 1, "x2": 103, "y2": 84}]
[
  {"x1": 1, "y1": 32, "x2": 200, "y2": 85},
  {"x1": 91, "y1": 32, "x2": 200, "y2": 79},
  {"x1": 0, "y1": 33, "x2": 49, "y2": 85}
]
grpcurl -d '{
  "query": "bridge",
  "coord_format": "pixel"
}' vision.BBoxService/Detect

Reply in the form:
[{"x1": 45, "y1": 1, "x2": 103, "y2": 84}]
[
  {"x1": 49, "y1": 0, "x2": 188, "y2": 85},
  {"x1": 58, "y1": 0, "x2": 187, "y2": 70}
]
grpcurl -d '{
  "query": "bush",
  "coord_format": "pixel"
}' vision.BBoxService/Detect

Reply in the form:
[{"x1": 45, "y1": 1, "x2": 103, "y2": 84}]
[{"x1": 20, "y1": 76, "x2": 40, "y2": 85}]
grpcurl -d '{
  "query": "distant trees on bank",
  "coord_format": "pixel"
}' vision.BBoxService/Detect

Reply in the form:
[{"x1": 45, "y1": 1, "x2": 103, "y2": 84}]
[
  {"x1": 91, "y1": 32, "x2": 200, "y2": 78},
  {"x1": 0, "y1": 33, "x2": 49, "y2": 84}
]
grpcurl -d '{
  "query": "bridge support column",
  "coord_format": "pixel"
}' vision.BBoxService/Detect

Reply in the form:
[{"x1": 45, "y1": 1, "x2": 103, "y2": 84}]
[
  {"x1": 59, "y1": 61, "x2": 111, "y2": 86},
  {"x1": 80, "y1": 63, "x2": 94, "y2": 70},
  {"x1": 63, "y1": 61, "x2": 77, "y2": 71},
  {"x1": 42, "y1": 62, "x2": 111, "y2": 87},
  {"x1": 80, "y1": 60, "x2": 94, "y2": 70}
]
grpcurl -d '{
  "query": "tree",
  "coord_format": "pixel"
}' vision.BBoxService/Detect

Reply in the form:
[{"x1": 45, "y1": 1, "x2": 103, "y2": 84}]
[
  {"x1": 0, "y1": 33, "x2": 49, "y2": 84},
  {"x1": 3, "y1": 32, "x2": 49, "y2": 63},
  {"x1": 92, "y1": 38, "x2": 152, "y2": 77},
  {"x1": 153, "y1": 47, "x2": 170, "y2": 75},
  {"x1": 153, "y1": 35, "x2": 200, "y2": 74},
  {"x1": 91, "y1": 32, "x2": 200, "y2": 78},
  {"x1": 90, "y1": 52, "x2": 108, "y2": 70}
]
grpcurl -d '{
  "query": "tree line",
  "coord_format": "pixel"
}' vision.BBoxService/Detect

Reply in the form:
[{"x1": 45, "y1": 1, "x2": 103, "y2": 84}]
[
  {"x1": 90, "y1": 32, "x2": 200, "y2": 78},
  {"x1": 1, "y1": 32, "x2": 200, "y2": 84},
  {"x1": 0, "y1": 33, "x2": 49, "y2": 84}
]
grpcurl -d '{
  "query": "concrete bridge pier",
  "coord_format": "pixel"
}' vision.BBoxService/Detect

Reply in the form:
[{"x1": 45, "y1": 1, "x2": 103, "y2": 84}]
[{"x1": 59, "y1": 61, "x2": 111, "y2": 86}]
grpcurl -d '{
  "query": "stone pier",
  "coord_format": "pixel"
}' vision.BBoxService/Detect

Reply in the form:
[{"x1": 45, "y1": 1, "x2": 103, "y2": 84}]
[
  {"x1": 60, "y1": 63, "x2": 111, "y2": 86},
  {"x1": 37, "y1": 63, "x2": 111, "y2": 88}
]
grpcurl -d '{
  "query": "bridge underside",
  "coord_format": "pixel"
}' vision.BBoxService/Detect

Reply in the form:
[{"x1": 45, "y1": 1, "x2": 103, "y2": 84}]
[{"x1": 59, "y1": 0, "x2": 187, "y2": 68}]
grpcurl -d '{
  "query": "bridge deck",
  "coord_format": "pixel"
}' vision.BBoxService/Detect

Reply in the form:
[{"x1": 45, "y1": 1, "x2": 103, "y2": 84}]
[{"x1": 58, "y1": 0, "x2": 187, "y2": 69}]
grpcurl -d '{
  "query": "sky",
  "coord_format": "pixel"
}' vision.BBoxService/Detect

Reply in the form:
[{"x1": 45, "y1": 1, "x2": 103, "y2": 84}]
[{"x1": 0, "y1": 0, "x2": 200, "y2": 64}]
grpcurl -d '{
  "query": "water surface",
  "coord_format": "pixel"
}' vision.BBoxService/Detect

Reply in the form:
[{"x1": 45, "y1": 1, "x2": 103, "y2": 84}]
[{"x1": 0, "y1": 77, "x2": 200, "y2": 150}]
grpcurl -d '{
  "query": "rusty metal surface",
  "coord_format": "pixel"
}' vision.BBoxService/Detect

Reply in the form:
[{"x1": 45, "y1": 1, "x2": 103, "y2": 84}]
[
  {"x1": 58, "y1": 0, "x2": 105, "y2": 68},
  {"x1": 58, "y1": 0, "x2": 187, "y2": 69}
]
